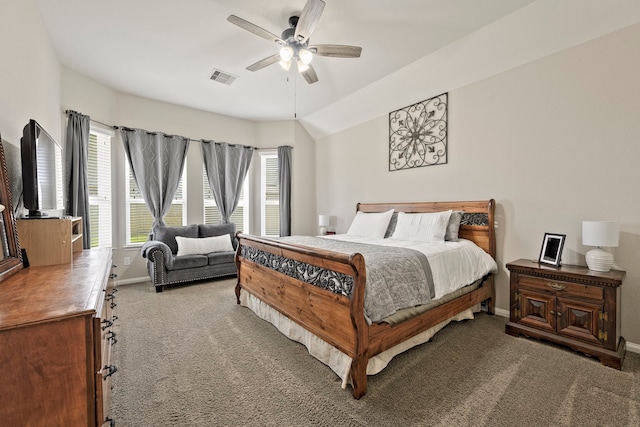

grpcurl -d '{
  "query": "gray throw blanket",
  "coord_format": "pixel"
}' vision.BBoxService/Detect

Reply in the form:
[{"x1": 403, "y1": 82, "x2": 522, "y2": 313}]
[{"x1": 279, "y1": 236, "x2": 435, "y2": 323}]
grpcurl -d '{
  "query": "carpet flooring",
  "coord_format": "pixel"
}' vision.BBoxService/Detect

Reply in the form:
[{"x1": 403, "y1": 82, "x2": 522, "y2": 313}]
[{"x1": 110, "y1": 278, "x2": 640, "y2": 426}]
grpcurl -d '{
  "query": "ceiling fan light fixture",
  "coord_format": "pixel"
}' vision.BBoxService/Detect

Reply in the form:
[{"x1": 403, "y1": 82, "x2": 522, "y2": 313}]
[
  {"x1": 279, "y1": 46, "x2": 294, "y2": 62},
  {"x1": 279, "y1": 60, "x2": 292, "y2": 71},
  {"x1": 296, "y1": 59, "x2": 309, "y2": 73},
  {"x1": 299, "y1": 48, "x2": 313, "y2": 65}
]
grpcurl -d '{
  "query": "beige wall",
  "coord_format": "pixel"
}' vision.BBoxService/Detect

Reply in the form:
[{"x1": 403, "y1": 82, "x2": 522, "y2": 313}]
[
  {"x1": 316, "y1": 23, "x2": 640, "y2": 347},
  {"x1": 0, "y1": 0, "x2": 61, "y2": 145}
]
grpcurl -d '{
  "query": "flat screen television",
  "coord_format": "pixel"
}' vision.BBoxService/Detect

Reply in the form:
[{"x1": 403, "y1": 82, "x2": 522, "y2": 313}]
[{"x1": 20, "y1": 119, "x2": 63, "y2": 218}]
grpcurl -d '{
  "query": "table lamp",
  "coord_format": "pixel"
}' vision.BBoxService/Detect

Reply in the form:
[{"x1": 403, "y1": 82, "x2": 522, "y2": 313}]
[
  {"x1": 582, "y1": 221, "x2": 619, "y2": 272},
  {"x1": 319, "y1": 215, "x2": 330, "y2": 235}
]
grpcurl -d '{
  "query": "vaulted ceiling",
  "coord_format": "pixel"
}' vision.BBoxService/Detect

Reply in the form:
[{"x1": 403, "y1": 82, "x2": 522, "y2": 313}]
[{"x1": 35, "y1": 1, "x2": 640, "y2": 139}]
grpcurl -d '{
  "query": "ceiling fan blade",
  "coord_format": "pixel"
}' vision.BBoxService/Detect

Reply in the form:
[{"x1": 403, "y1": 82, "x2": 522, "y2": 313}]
[
  {"x1": 227, "y1": 15, "x2": 284, "y2": 45},
  {"x1": 294, "y1": 0, "x2": 325, "y2": 43},
  {"x1": 300, "y1": 63, "x2": 319, "y2": 84},
  {"x1": 247, "y1": 54, "x2": 281, "y2": 72},
  {"x1": 310, "y1": 44, "x2": 362, "y2": 58}
]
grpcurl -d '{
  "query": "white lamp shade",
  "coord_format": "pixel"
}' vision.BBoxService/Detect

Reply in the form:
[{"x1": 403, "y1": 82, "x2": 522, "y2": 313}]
[
  {"x1": 582, "y1": 221, "x2": 619, "y2": 247},
  {"x1": 318, "y1": 215, "x2": 331, "y2": 227}
]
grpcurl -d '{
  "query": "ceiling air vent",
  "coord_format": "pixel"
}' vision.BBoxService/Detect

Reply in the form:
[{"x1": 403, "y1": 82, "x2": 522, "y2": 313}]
[{"x1": 209, "y1": 69, "x2": 237, "y2": 85}]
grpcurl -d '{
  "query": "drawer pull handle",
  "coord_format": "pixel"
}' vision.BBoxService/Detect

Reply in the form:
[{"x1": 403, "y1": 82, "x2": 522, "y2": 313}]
[
  {"x1": 106, "y1": 293, "x2": 116, "y2": 301},
  {"x1": 107, "y1": 330, "x2": 117, "y2": 344},
  {"x1": 103, "y1": 364, "x2": 117, "y2": 379},
  {"x1": 547, "y1": 282, "x2": 566, "y2": 291},
  {"x1": 101, "y1": 319, "x2": 113, "y2": 330},
  {"x1": 103, "y1": 417, "x2": 115, "y2": 427}
]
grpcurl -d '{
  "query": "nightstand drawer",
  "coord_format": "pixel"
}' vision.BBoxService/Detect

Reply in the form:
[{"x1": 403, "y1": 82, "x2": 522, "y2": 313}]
[{"x1": 518, "y1": 275, "x2": 603, "y2": 302}]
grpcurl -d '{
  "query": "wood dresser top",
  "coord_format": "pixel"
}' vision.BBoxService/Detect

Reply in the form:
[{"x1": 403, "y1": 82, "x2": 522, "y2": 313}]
[{"x1": 0, "y1": 248, "x2": 112, "y2": 330}]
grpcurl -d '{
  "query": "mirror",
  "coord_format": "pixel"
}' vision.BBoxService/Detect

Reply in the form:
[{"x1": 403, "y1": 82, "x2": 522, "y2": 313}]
[{"x1": 0, "y1": 134, "x2": 23, "y2": 282}]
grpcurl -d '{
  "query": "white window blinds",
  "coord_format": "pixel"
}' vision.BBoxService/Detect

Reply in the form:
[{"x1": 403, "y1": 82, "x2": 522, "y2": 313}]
[
  {"x1": 87, "y1": 128, "x2": 112, "y2": 248},
  {"x1": 260, "y1": 152, "x2": 279, "y2": 237}
]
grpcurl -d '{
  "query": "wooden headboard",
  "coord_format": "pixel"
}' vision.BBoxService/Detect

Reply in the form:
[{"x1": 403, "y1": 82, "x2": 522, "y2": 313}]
[{"x1": 356, "y1": 199, "x2": 496, "y2": 258}]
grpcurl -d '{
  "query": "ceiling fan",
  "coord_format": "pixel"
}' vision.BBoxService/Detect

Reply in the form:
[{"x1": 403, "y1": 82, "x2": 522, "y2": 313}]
[{"x1": 227, "y1": 0, "x2": 362, "y2": 84}]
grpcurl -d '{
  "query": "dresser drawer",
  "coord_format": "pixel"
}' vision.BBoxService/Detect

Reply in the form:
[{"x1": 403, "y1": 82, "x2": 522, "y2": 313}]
[{"x1": 517, "y1": 274, "x2": 603, "y2": 302}]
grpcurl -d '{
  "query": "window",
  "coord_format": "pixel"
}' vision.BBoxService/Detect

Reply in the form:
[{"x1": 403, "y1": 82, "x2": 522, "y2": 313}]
[
  {"x1": 125, "y1": 163, "x2": 186, "y2": 245},
  {"x1": 87, "y1": 128, "x2": 112, "y2": 248},
  {"x1": 260, "y1": 151, "x2": 279, "y2": 237},
  {"x1": 203, "y1": 166, "x2": 248, "y2": 232}
]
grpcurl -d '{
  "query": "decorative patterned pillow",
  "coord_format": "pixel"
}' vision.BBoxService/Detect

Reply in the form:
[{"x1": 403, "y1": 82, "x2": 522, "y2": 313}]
[
  {"x1": 346, "y1": 209, "x2": 394, "y2": 239},
  {"x1": 445, "y1": 210, "x2": 464, "y2": 241},
  {"x1": 175, "y1": 235, "x2": 234, "y2": 256},
  {"x1": 391, "y1": 210, "x2": 452, "y2": 242}
]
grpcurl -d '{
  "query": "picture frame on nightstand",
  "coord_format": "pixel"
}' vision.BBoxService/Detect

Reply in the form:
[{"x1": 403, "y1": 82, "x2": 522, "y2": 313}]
[{"x1": 539, "y1": 232, "x2": 565, "y2": 266}]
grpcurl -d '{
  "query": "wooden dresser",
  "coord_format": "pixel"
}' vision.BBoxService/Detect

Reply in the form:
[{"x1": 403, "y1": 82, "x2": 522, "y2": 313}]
[
  {"x1": 0, "y1": 248, "x2": 117, "y2": 427},
  {"x1": 505, "y1": 259, "x2": 625, "y2": 369}
]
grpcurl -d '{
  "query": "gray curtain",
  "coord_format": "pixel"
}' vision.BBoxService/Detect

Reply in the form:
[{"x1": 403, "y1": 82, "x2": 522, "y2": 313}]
[
  {"x1": 278, "y1": 145, "x2": 292, "y2": 237},
  {"x1": 201, "y1": 141, "x2": 254, "y2": 224},
  {"x1": 120, "y1": 128, "x2": 190, "y2": 229},
  {"x1": 64, "y1": 110, "x2": 91, "y2": 249}
]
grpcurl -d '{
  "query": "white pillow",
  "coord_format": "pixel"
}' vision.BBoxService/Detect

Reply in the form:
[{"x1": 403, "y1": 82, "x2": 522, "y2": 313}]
[
  {"x1": 346, "y1": 209, "x2": 394, "y2": 239},
  {"x1": 175, "y1": 235, "x2": 234, "y2": 256},
  {"x1": 391, "y1": 210, "x2": 452, "y2": 242}
]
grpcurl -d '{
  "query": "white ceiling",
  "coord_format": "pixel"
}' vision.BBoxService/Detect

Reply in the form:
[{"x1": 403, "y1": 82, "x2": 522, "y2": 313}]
[{"x1": 35, "y1": 0, "x2": 640, "y2": 139}]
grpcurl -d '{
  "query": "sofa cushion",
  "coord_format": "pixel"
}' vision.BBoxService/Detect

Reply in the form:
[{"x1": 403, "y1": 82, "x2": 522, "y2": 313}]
[
  {"x1": 176, "y1": 235, "x2": 234, "y2": 256},
  {"x1": 207, "y1": 251, "x2": 235, "y2": 266},
  {"x1": 199, "y1": 223, "x2": 237, "y2": 249},
  {"x1": 170, "y1": 254, "x2": 208, "y2": 271},
  {"x1": 153, "y1": 224, "x2": 199, "y2": 254}
]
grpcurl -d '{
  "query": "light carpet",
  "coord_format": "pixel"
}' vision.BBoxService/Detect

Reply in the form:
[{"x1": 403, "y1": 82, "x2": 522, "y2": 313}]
[{"x1": 110, "y1": 278, "x2": 640, "y2": 426}]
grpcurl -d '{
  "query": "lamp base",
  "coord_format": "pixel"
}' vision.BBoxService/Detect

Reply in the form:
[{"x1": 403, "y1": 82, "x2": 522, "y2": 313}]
[{"x1": 585, "y1": 247, "x2": 614, "y2": 272}]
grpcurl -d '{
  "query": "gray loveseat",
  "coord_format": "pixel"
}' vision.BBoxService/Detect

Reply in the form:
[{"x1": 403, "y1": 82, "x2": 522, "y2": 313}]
[{"x1": 141, "y1": 223, "x2": 238, "y2": 292}]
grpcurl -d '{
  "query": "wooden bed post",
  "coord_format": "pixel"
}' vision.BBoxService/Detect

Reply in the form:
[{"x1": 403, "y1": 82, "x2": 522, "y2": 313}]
[
  {"x1": 234, "y1": 236, "x2": 242, "y2": 304},
  {"x1": 348, "y1": 253, "x2": 368, "y2": 399}
]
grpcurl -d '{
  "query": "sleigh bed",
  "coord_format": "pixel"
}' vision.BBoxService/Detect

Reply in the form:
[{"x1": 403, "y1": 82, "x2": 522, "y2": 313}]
[{"x1": 234, "y1": 199, "x2": 497, "y2": 399}]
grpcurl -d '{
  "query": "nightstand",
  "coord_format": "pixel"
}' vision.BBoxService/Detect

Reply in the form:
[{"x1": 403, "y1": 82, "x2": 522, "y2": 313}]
[{"x1": 505, "y1": 259, "x2": 626, "y2": 369}]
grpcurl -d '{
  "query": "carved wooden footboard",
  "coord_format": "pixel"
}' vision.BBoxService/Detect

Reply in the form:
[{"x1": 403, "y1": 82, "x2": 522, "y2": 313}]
[{"x1": 235, "y1": 200, "x2": 496, "y2": 399}]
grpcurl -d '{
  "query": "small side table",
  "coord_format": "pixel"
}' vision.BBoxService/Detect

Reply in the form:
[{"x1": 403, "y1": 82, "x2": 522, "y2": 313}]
[{"x1": 505, "y1": 259, "x2": 626, "y2": 369}]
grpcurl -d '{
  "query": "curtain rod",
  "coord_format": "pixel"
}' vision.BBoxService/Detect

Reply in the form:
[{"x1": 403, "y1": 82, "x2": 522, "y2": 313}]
[{"x1": 63, "y1": 110, "x2": 292, "y2": 150}]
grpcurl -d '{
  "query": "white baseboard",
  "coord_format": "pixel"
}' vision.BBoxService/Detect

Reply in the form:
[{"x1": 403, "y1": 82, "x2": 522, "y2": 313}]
[
  {"x1": 492, "y1": 307, "x2": 639, "y2": 354},
  {"x1": 494, "y1": 307, "x2": 509, "y2": 318},
  {"x1": 114, "y1": 276, "x2": 149, "y2": 286},
  {"x1": 626, "y1": 340, "x2": 640, "y2": 354}
]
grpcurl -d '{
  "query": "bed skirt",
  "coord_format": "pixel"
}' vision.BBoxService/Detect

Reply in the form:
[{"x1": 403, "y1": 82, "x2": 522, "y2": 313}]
[{"x1": 239, "y1": 289, "x2": 479, "y2": 389}]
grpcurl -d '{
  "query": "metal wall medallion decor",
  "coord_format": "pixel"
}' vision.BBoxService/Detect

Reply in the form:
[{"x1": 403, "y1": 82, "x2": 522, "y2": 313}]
[{"x1": 389, "y1": 92, "x2": 448, "y2": 171}]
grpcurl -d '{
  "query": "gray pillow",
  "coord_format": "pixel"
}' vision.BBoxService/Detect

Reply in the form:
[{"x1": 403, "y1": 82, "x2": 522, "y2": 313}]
[
  {"x1": 384, "y1": 212, "x2": 398, "y2": 238},
  {"x1": 445, "y1": 211, "x2": 464, "y2": 241},
  {"x1": 153, "y1": 224, "x2": 199, "y2": 254}
]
